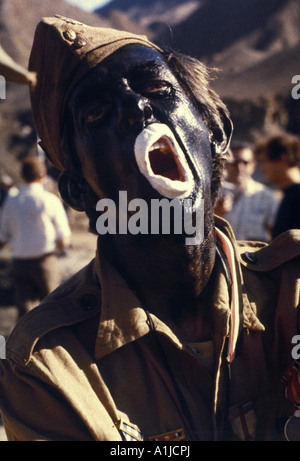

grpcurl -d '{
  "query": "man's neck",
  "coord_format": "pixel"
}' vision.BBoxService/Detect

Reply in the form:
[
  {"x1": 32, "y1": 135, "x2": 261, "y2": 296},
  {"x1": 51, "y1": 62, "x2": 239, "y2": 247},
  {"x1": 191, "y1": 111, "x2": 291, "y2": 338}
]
[{"x1": 99, "y1": 223, "x2": 216, "y2": 342}]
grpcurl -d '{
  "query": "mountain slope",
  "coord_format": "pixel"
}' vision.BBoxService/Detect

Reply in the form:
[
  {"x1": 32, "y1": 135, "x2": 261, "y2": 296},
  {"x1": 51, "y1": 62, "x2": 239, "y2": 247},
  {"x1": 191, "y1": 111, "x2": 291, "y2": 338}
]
[
  {"x1": 162, "y1": 0, "x2": 290, "y2": 57},
  {"x1": 96, "y1": 0, "x2": 201, "y2": 30}
]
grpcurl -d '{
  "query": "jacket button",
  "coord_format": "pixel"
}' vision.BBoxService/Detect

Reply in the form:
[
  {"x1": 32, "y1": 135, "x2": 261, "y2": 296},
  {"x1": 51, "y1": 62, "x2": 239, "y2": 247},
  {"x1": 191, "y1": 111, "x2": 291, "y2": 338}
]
[
  {"x1": 242, "y1": 251, "x2": 257, "y2": 264},
  {"x1": 63, "y1": 29, "x2": 77, "y2": 41},
  {"x1": 74, "y1": 37, "x2": 87, "y2": 48},
  {"x1": 80, "y1": 293, "x2": 97, "y2": 310}
]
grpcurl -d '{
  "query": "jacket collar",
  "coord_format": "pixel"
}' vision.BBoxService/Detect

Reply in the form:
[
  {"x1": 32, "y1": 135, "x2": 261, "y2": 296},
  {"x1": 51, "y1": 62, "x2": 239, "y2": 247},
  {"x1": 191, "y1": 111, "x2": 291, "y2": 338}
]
[
  {"x1": 93, "y1": 218, "x2": 263, "y2": 361},
  {"x1": 94, "y1": 245, "x2": 184, "y2": 361}
]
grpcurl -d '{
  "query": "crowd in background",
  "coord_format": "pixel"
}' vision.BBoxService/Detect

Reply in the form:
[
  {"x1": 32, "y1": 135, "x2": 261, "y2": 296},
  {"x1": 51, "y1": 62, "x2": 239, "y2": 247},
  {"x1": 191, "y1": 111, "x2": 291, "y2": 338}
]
[{"x1": 215, "y1": 132, "x2": 300, "y2": 243}]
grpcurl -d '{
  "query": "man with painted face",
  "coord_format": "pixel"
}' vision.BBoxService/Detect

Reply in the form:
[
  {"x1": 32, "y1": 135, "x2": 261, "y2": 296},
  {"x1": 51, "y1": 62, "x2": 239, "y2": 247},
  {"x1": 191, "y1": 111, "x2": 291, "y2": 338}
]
[{"x1": 0, "y1": 16, "x2": 300, "y2": 442}]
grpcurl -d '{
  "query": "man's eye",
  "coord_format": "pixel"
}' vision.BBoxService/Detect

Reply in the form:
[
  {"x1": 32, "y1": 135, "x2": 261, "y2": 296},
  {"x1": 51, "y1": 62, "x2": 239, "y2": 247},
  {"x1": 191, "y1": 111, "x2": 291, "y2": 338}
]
[
  {"x1": 141, "y1": 81, "x2": 172, "y2": 95},
  {"x1": 86, "y1": 110, "x2": 104, "y2": 123},
  {"x1": 85, "y1": 104, "x2": 110, "y2": 124}
]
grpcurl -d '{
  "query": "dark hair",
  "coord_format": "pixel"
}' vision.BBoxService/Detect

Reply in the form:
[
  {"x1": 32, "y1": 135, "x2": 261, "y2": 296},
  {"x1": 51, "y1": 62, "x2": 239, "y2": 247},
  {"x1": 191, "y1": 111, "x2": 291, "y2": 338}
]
[
  {"x1": 255, "y1": 133, "x2": 300, "y2": 167},
  {"x1": 230, "y1": 142, "x2": 253, "y2": 153},
  {"x1": 21, "y1": 156, "x2": 46, "y2": 182}
]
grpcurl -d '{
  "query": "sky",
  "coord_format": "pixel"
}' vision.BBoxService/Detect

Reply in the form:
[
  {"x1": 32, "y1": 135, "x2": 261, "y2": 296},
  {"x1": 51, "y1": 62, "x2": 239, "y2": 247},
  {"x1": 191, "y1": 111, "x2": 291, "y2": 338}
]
[{"x1": 65, "y1": 0, "x2": 112, "y2": 13}]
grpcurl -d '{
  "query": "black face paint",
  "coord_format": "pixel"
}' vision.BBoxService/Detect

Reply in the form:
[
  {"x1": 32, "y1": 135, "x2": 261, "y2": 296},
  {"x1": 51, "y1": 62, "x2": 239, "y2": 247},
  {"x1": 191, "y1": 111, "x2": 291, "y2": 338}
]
[{"x1": 68, "y1": 45, "x2": 213, "y2": 210}]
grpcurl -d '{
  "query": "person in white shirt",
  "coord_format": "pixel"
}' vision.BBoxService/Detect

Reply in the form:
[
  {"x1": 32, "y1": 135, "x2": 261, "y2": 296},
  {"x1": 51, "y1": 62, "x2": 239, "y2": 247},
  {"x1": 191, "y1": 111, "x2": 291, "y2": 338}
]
[
  {"x1": 214, "y1": 144, "x2": 279, "y2": 242},
  {"x1": 0, "y1": 156, "x2": 71, "y2": 317}
]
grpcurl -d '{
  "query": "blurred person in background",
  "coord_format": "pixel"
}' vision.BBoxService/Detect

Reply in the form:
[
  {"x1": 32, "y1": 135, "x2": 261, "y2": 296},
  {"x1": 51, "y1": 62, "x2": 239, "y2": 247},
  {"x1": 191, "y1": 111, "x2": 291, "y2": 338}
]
[
  {"x1": 214, "y1": 143, "x2": 278, "y2": 241},
  {"x1": 0, "y1": 156, "x2": 71, "y2": 317},
  {"x1": 255, "y1": 133, "x2": 300, "y2": 239}
]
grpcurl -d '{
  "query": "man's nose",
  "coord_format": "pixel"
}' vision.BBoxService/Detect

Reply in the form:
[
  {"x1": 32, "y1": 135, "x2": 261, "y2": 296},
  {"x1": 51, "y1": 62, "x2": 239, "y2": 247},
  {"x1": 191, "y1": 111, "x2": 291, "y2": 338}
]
[{"x1": 116, "y1": 91, "x2": 154, "y2": 136}]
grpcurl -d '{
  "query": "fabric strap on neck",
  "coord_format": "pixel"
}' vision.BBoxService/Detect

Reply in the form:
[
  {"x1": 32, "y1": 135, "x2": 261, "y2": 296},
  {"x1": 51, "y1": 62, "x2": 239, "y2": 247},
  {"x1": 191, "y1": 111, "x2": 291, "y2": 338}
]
[{"x1": 215, "y1": 228, "x2": 240, "y2": 363}]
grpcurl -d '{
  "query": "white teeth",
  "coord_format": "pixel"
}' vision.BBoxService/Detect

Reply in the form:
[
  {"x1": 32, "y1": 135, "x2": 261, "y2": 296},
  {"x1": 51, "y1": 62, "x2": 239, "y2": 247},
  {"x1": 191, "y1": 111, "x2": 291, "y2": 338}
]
[
  {"x1": 134, "y1": 123, "x2": 194, "y2": 199},
  {"x1": 150, "y1": 140, "x2": 168, "y2": 152}
]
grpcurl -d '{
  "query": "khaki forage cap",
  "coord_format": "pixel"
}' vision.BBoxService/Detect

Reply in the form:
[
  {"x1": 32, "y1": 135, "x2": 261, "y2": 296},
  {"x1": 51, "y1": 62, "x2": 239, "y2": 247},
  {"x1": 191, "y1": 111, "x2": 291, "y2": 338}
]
[{"x1": 29, "y1": 15, "x2": 161, "y2": 171}]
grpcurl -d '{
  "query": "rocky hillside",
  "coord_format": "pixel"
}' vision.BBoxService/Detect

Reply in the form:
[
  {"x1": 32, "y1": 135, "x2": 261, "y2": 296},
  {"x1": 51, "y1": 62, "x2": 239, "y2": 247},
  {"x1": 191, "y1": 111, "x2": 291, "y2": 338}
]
[{"x1": 96, "y1": 0, "x2": 202, "y2": 34}]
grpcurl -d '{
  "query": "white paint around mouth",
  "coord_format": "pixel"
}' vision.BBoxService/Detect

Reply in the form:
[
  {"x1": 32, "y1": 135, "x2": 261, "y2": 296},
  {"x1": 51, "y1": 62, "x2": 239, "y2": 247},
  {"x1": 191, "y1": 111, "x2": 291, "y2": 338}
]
[{"x1": 134, "y1": 123, "x2": 194, "y2": 198}]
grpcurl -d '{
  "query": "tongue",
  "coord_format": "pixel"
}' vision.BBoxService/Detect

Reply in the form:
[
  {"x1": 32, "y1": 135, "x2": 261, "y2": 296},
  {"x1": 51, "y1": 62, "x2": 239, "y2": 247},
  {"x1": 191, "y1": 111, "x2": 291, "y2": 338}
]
[
  {"x1": 134, "y1": 123, "x2": 194, "y2": 199},
  {"x1": 148, "y1": 138, "x2": 186, "y2": 182},
  {"x1": 149, "y1": 148, "x2": 181, "y2": 180}
]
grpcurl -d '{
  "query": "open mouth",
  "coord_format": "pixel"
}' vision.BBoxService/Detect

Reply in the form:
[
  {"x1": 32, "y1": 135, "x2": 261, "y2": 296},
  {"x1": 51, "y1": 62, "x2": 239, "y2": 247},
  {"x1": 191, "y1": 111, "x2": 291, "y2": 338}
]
[
  {"x1": 134, "y1": 123, "x2": 194, "y2": 198},
  {"x1": 148, "y1": 137, "x2": 186, "y2": 182}
]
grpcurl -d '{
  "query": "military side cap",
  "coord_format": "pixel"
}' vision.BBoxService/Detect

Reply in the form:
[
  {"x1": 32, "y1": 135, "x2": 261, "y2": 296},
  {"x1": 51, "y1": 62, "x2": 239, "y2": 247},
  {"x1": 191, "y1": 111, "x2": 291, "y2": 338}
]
[{"x1": 29, "y1": 15, "x2": 161, "y2": 171}]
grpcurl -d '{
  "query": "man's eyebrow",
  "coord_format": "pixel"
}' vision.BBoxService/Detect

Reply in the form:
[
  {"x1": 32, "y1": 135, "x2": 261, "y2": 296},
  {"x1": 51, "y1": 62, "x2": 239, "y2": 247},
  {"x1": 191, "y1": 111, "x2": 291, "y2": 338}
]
[
  {"x1": 72, "y1": 60, "x2": 166, "y2": 108},
  {"x1": 128, "y1": 60, "x2": 165, "y2": 77}
]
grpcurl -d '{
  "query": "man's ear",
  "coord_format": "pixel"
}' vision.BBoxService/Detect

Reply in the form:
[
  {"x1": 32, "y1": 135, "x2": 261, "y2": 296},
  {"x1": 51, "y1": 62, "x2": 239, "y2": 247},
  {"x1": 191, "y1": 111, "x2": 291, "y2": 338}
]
[
  {"x1": 209, "y1": 107, "x2": 233, "y2": 156},
  {"x1": 58, "y1": 172, "x2": 98, "y2": 212}
]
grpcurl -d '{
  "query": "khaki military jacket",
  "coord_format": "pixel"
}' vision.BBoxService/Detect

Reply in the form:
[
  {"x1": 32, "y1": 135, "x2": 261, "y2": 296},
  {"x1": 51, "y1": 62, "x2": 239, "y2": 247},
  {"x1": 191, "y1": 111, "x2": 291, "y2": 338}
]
[{"x1": 0, "y1": 218, "x2": 300, "y2": 441}]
